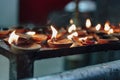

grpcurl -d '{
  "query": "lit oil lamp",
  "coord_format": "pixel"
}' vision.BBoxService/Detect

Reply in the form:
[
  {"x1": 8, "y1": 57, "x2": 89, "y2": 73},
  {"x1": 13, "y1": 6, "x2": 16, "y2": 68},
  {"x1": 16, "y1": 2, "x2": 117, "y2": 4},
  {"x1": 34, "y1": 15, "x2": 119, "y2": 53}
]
[
  {"x1": 95, "y1": 30, "x2": 119, "y2": 44},
  {"x1": 8, "y1": 31, "x2": 41, "y2": 53},
  {"x1": 67, "y1": 32, "x2": 82, "y2": 47},
  {"x1": 68, "y1": 21, "x2": 87, "y2": 36},
  {"x1": 72, "y1": 35, "x2": 96, "y2": 47},
  {"x1": 47, "y1": 25, "x2": 72, "y2": 48},
  {"x1": 95, "y1": 22, "x2": 111, "y2": 37},
  {"x1": 97, "y1": 36, "x2": 119, "y2": 44},
  {"x1": 107, "y1": 28, "x2": 120, "y2": 40},
  {"x1": 94, "y1": 23, "x2": 119, "y2": 44}
]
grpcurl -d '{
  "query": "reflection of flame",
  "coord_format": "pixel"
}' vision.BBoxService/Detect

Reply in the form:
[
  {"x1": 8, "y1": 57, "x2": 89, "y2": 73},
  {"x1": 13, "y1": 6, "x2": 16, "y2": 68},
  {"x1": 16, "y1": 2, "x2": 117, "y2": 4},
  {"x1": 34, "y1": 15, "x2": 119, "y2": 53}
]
[
  {"x1": 67, "y1": 32, "x2": 78, "y2": 40},
  {"x1": 51, "y1": 25, "x2": 58, "y2": 39},
  {"x1": 26, "y1": 31, "x2": 36, "y2": 36},
  {"x1": 70, "y1": 19, "x2": 74, "y2": 24},
  {"x1": 104, "y1": 22, "x2": 110, "y2": 31},
  {"x1": 79, "y1": 37, "x2": 87, "y2": 41},
  {"x1": 8, "y1": 31, "x2": 19, "y2": 44},
  {"x1": 95, "y1": 24, "x2": 101, "y2": 31},
  {"x1": 86, "y1": 19, "x2": 91, "y2": 28},
  {"x1": 68, "y1": 24, "x2": 76, "y2": 33},
  {"x1": 108, "y1": 29, "x2": 114, "y2": 34}
]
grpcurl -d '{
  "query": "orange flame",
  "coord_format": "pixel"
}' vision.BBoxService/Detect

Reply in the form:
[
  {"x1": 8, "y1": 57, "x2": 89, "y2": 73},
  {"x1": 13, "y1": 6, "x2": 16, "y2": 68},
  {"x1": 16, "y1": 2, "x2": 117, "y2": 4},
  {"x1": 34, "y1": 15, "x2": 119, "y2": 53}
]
[
  {"x1": 86, "y1": 19, "x2": 91, "y2": 28},
  {"x1": 26, "y1": 31, "x2": 36, "y2": 36},
  {"x1": 67, "y1": 32, "x2": 78, "y2": 40},
  {"x1": 50, "y1": 25, "x2": 58, "y2": 39},
  {"x1": 108, "y1": 29, "x2": 114, "y2": 34},
  {"x1": 70, "y1": 19, "x2": 74, "y2": 24},
  {"x1": 104, "y1": 22, "x2": 110, "y2": 31},
  {"x1": 8, "y1": 31, "x2": 19, "y2": 44},
  {"x1": 95, "y1": 24, "x2": 101, "y2": 31},
  {"x1": 68, "y1": 24, "x2": 76, "y2": 33}
]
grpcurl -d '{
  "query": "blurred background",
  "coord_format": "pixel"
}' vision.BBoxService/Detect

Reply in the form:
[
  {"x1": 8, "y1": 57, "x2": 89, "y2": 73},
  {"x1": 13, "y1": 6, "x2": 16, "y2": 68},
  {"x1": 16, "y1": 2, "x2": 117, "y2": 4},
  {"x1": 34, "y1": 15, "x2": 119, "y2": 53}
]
[{"x1": 0, "y1": 0, "x2": 120, "y2": 80}]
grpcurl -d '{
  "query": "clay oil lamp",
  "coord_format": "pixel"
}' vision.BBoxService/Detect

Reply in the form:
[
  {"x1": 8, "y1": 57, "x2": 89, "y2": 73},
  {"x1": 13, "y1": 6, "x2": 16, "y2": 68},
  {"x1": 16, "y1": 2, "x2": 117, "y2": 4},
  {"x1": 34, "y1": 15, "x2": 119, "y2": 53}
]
[
  {"x1": 103, "y1": 23, "x2": 119, "y2": 37},
  {"x1": 107, "y1": 28, "x2": 120, "y2": 40},
  {"x1": 26, "y1": 31, "x2": 47, "y2": 45},
  {"x1": 67, "y1": 21, "x2": 91, "y2": 47},
  {"x1": 110, "y1": 24, "x2": 120, "y2": 33},
  {"x1": 68, "y1": 20, "x2": 87, "y2": 37},
  {"x1": 96, "y1": 33, "x2": 119, "y2": 44},
  {"x1": 67, "y1": 32, "x2": 80, "y2": 47},
  {"x1": 95, "y1": 23, "x2": 119, "y2": 44},
  {"x1": 95, "y1": 22, "x2": 111, "y2": 37},
  {"x1": 67, "y1": 22, "x2": 88, "y2": 47},
  {"x1": 47, "y1": 25, "x2": 72, "y2": 48},
  {"x1": 85, "y1": 18, "x2": 103, "y2": 34},
  {"x1": 8, "y1": 31, "x2": 41, "y2": 53},
  {"x1": 72, "y1": 35, "x2": 97, "y2": 46},
  {"x1": 106, "y1": 24, "x2": 120, "y2": 39}
]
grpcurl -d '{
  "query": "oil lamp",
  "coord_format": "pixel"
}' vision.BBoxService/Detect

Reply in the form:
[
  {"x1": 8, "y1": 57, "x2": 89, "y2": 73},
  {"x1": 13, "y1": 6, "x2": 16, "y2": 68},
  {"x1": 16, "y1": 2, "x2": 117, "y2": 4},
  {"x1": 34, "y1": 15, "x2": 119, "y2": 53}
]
[
  {"x1": 8, "y1": 31, "x2": 41, "y2": 53},
  {"x1": 48, "y1": 25, "x2": 72, "y2": 48},
  {"x1": 26, "y1": 31, "x2": 48, "y2": 44}
]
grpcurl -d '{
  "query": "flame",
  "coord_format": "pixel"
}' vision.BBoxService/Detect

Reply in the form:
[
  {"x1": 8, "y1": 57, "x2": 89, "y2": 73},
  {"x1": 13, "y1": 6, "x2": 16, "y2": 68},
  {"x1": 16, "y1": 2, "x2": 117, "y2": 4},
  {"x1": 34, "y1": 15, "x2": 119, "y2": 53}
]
[
  {"x1": 95, "y1": 24, "x2": 101, "y2": 31},
  {"x1": 67, "y1": 32, "x2": 78, "y2": 40},
  {"x1": 68, "y1": 24, "x2": 76, "y2": 33},
  {"x1": 26, "y1": 31, "x2": 36, "y2": 36},
  {"x1": 108, "y1": 29, "x2": 114, "y2": 34},
  {"x1": 79, "y1": 37, "x2": 87, "y2": 41},
  {"x1": 51, "y1": 25, "x2": 58, "y2": 39},
  {"x1": 86, "y1": 19, "x2": 91, "y2": 28},
  {"x1": 8, "y1": 31, "x2": 19, "y2": 44},
  {"x1": 70, "y1": 19, "x2": 74, "y2": 24},
  {"x1": 104, "y1": 22, "x2": 110, "y2": 31}
]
